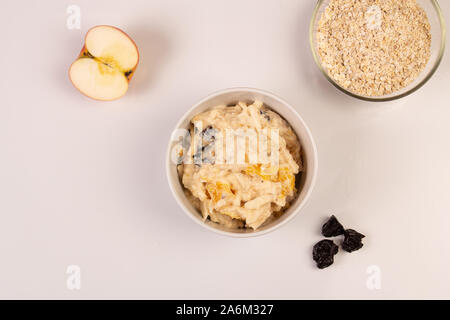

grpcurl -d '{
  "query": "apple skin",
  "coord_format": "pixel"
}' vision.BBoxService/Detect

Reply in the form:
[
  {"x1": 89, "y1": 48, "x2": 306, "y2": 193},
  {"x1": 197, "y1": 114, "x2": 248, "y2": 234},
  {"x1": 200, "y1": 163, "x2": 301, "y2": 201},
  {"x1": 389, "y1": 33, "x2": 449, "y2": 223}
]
[{"x1": 69, "y1": 25, "x2": 139, "y2": 101}]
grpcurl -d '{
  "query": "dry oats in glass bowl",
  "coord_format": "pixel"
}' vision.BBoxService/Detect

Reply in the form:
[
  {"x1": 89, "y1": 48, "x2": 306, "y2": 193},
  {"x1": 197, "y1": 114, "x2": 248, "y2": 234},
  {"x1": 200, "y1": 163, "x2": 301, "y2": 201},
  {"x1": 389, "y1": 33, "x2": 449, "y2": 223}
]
[{"x1": 310, "y1": 0, "x2": 446, "y2": 102}]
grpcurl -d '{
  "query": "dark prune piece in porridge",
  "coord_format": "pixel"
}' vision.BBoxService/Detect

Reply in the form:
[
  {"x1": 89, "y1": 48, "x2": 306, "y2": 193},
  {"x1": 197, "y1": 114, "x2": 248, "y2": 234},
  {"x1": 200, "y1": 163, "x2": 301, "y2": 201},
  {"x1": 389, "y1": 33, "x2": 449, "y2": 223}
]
[
  {"x1": 259, "y1": 109, "x2": 271, "y2": 121},
  {"x1": 202, "y1": 126, "x2": 217, "y2": 141}
]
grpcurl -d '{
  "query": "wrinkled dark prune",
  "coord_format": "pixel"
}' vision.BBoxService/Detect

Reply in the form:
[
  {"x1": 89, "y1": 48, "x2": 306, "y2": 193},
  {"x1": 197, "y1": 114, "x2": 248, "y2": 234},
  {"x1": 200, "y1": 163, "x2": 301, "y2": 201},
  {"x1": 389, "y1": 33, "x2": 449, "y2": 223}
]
[
  {"x1": 321, "y1": 215, "x2": 345, "y2": 237},
  {"x1": 342, "y1": 229, "x2": 365, "y2": 253},
  {"x1": 312, "y1": 240, "x2": 339, "y2": 269}
]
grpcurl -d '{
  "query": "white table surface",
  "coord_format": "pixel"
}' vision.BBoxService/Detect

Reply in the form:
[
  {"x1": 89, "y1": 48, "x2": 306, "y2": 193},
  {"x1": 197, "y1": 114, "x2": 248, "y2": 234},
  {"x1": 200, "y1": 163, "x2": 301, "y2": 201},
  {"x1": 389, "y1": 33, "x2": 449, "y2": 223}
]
[{"x1": 1, "y1": 0, "x2": 449, "y2": 299}]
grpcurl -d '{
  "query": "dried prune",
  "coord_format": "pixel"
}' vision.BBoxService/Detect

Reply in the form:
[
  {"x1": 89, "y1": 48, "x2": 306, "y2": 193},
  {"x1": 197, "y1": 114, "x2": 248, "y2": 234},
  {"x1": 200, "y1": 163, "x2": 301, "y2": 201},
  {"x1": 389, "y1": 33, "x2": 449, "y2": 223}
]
[
  {"x1": 312, "y1": 240, "x2": 339, "y2": 269},
  {"x1": 342, "y1": 229, "x2": 365, "y2": 253},
  {"x1": 202, "y1": 126, "x2": 216, "y2": 141},
  {"x1": 321, "y1": 215, "x2": 345, "y2": 237},
  {"x1": 259, "y1": 109, "x2": 271, "y2": 121}
]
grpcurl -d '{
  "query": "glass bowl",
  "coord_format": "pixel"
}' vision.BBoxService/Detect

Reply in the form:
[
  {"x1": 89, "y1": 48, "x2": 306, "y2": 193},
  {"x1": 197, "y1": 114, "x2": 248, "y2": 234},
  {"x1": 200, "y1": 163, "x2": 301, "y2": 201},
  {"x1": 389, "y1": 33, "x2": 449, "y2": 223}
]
[{"x1": 309, "y1": 0, "x2": 446, "y2": 102}]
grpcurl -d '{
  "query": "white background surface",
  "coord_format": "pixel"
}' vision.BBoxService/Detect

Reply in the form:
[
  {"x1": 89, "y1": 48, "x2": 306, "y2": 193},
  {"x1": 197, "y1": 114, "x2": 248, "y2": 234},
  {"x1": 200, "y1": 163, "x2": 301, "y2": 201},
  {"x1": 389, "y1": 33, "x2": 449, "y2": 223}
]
[{"x1": 1, "y1": 0, "x2": 449, "y2": 299}]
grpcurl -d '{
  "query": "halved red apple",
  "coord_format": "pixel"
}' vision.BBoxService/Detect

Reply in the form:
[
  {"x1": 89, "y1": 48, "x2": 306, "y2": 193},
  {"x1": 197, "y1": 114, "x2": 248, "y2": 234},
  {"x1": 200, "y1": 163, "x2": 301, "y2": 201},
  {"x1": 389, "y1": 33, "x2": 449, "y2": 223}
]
[{"x1": 69, "y1": 25, "x2": 139, "y2": 101}]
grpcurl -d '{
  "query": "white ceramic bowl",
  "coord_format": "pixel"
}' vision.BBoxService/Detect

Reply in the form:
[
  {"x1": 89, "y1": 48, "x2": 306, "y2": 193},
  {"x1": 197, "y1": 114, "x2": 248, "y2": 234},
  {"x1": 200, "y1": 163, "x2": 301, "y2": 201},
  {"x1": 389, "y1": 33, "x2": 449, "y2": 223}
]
[{"x1": 166, "y1": 88, "x2": 318, "y2": 237}]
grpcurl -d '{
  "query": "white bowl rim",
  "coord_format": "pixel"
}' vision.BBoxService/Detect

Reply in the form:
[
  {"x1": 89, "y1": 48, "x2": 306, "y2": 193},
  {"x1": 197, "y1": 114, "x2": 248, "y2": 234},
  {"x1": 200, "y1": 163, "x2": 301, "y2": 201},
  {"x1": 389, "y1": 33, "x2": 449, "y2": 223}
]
[{"x1": 165, "y1": 87, "x2": 318, "y2": 238}]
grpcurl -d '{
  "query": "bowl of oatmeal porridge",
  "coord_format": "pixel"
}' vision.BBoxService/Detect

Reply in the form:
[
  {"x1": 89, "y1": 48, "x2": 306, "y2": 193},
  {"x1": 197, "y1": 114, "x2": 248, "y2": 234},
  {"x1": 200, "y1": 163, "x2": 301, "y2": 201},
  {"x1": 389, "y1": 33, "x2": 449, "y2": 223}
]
[
  {"x1": 310, "y1": 0, "x2": 446, "y2": 101},
  {"x1": 166, "y1": 88, "x2": 318, "y2": 237}
]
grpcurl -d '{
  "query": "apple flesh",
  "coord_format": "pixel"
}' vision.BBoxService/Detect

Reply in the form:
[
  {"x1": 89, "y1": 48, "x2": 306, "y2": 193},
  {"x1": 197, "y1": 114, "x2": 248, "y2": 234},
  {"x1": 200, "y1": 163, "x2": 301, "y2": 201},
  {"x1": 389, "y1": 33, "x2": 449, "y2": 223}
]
[{"x1": 69, "y1": 25, "x2": 139, "y2": 101}]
